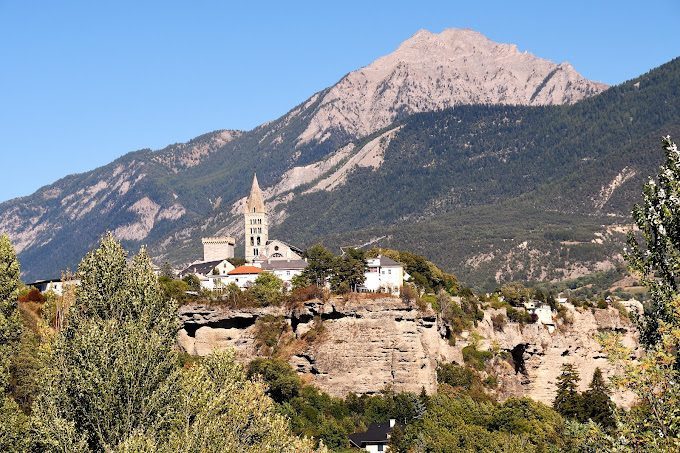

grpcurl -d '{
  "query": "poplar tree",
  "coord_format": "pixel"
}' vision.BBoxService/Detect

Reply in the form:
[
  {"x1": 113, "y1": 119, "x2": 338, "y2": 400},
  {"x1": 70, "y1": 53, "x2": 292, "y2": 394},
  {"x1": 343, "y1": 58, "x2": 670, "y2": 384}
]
[{"x1": 0, "y1": 235, "x2": 29, "y2": 451}]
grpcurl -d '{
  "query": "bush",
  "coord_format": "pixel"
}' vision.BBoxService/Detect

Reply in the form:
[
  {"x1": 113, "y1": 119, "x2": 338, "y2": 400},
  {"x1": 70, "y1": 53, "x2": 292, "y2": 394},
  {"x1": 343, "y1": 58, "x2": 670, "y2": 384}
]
[
  {"x1": 506, "y1": 307, "x2": 533, "y2": 325},
  {"x1": 253, "y1": 315, "x2": 288, "y2": 355},
  {"x1": 247, "y1": 358, "x2": 302, "y2": 403},
  {"x1": 462, "y1": 345, "x2": 493, "y2": 371},
  {"x1": 437, "y1": 363, "x2": 475, "y2": 388},
  {"x1": 18, "y1": 287, "x2": 45, "y2": 303},
  {"x1": 491, "y1": 313, "x2": 507, "y2": 331}
]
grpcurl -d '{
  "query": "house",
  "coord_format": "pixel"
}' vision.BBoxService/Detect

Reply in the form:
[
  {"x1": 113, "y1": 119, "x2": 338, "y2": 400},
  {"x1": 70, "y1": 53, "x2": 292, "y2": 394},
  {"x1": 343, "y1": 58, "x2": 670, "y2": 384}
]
[
  {"x1": 260, "y1": 259, "x2": 307, "y2": 288},
  {"x1": 523, "y1": 300, "x2": 555, "y2": 333},
  {"x1": 29, "y1": 278, "x2": 80, "y2": 296},
  {"x1": 226, "y1": 265, "x2": 264, "y2": 289},
  {"x1": 178, "y1": 259, "x2": 235, "y2": 291},
  {"x1": 362, "y1": 255, "x2": 406, "y2": 295},
  {"x1": 348, "y1": 419, "x2": 395, "y2": 452}
]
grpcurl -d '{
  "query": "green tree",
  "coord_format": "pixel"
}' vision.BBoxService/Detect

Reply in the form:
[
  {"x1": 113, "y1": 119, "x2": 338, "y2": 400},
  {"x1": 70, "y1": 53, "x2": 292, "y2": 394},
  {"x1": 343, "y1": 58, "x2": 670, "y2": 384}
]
[
  {"x1": 582, "y1": 368, "x2": 615, "y2": 429},
  {"x1": 627, "y1": 136, "x2": 680, "y2": 347},
  {"x1": 29, "y1": 233, "x2": 321, "y2": 451},
  {"x1": 302, "y1": 245, "x2": 336, "y2": 287},
  {"x1": 553, "y1": 363, "x2": 582, "y2": 420},
  {"x1": 248, "y1": 272, "x2": 284, "y2": 306},
  {"x1": 0, "y1": 234, "x2": 21, "y2": 393},
  {"x1": 247, "y1": 358, "x2": 302, "y2": 403},
  {"x1": 0, "y1": 235, "x2": 30, "y2": 452},
  {"x1": 159, "y1": 261, "x2": 175, "y2": 279},
  {"x1": 599, "y1": 137, "x2": 680, "y2": 450},
  {"x1": 31, "y1": 234, "x2": 181, "y2": 450},
  {"x1": 330, "y1": 248, "x2": 366, "y2": 293},
  {"x1": 182, "y1": 274, "x2": 201, "y2": 291}
]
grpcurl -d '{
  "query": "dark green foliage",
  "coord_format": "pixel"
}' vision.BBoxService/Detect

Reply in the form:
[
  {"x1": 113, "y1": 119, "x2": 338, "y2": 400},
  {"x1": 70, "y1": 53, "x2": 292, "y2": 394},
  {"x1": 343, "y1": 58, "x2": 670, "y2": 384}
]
[
  {"x1": 506, "y1": 306, "x2": 535, "y2": 325},
  {"x1": 248, "y1": 272, "x2": 284, "y2": 306},
  {"x1": 368, "y1": 248, "x2": 458, "y2": 294},
  {"x1": 582, "y1": 368, "x2": 616, "y2": 429},
  {"x1": 247, "y1": 358, "x2": 303, "y2": 403},
  {"x1": 159, "y1": 276, "x2": 191, "y2": 302},
  {"x1": 462, "y1": 345, "x2": 493, "y2": 371},
  {"x1": 329, "y1": 248, "x2": 366, "y2": 293},
  {"x1": 301, "y1": 244, "x2": 336, "y2": 287},
  {"x1": 553, "y1": 363, "x2": 583, "y2": 421},
  {"x1": 182, "y1": 274, "x2": 201, "y2": 291}
]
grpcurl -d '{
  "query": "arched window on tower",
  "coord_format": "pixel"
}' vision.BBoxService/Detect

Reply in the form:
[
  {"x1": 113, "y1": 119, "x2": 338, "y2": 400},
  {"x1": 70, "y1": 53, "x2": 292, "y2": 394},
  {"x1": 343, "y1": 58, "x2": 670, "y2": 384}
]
[
  {"x1": 257, "y1": 236, "x2": 261, "y2": 245},
  {"x1": 250, "y1": 237, "x2": 254, "y2": 246}
]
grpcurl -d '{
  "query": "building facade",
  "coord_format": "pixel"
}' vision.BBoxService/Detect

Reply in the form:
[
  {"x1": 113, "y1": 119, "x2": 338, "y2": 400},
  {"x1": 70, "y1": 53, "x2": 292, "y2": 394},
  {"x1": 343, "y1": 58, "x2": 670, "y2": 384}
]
[
  {"x1": 244, "y1": 174, "x2": 269, "y2": 263},
  {"x1": 201, "y1": 236, "x2": 235, "y2": 262}
]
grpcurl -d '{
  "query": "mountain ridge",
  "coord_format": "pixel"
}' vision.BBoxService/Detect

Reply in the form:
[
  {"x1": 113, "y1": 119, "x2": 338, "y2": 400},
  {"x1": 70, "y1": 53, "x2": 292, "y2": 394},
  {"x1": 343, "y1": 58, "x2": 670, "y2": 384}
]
[{"x1": 1, "y1": 30, "x2": 671, "y2": 285}]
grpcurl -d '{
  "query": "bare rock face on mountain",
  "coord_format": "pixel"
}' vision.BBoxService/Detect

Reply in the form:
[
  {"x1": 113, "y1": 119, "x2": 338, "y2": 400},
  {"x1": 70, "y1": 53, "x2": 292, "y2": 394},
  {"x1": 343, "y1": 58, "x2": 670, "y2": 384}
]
[
  {"x1": 298, "y1": 29, "x2": 607, "y2": 144},
  {"x1": 177, "y1": 297, "x2": 637, "y2": 407}
]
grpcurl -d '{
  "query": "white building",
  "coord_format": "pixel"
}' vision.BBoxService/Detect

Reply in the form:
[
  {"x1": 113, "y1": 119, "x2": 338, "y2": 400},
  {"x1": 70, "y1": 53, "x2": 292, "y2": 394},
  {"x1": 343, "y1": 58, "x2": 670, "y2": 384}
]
[
  {"x1": 362, "y1": 255, "x2": 406, "y2": 295},
  {"x1": 29, "y1": 278, "x2": 81, "y2": 296},
  {"x1": 260, "y1": 259, "x2": 307, "y2": 288},
  {"x1": 178, "y1": 259, "x2": 235, "y2": 291},
  {"x1": 226, "y1": 265, "x2": 264, "y2": 289}
]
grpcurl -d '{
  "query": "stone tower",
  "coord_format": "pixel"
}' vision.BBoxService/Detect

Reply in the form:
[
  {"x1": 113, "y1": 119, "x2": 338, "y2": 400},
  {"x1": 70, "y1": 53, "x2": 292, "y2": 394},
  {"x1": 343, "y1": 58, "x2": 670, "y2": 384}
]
[{"x1": 244, "y1": 174, "x2": 268, "y2": 263}]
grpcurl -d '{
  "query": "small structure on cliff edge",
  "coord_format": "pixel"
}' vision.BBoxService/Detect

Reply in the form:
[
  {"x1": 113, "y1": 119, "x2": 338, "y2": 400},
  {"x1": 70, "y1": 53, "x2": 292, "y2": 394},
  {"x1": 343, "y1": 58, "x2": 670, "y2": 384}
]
[{"x1": 349, "y1": 419, "x2": 395, "y2": 452}]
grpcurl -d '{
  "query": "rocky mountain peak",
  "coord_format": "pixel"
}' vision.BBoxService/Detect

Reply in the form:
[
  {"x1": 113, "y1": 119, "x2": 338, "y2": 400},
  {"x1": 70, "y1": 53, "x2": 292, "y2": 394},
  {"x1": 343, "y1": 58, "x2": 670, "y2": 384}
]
[{"x1": 296, "y1": 28, "x2": 608, "y2": 145}]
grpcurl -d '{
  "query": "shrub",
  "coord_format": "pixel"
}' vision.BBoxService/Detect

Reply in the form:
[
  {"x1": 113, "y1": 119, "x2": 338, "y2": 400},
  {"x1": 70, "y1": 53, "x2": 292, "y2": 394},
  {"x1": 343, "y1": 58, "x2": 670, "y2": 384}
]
[
  {"x1": 437, "y1": 363, "x2": 475, "y2": 388},
  {"x1": 253, "y1": 315, "x2": 288, "y2": 355},
  {"x1": 462, "y1": 345, "x2": 493, "y2": 371},
  {"x1": 247, "y1": 358, "x2": 302, "y2": 403},
  {"x1": 18, "y1": 287, "x2": 45, "y2": 303},
  {"x1": 506, "y1": 307, "x2": 533, "y2": 325},
  {"x1": 491, "y1": 313, "x2": 507, "y2": 332}
]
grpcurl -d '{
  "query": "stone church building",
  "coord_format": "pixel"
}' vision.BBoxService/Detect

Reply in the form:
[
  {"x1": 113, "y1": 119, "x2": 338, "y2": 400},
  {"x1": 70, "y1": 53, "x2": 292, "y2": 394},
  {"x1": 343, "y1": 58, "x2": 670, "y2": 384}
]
[{"x1": 244, "y1": 174, "x2": 303, "y2": 264}]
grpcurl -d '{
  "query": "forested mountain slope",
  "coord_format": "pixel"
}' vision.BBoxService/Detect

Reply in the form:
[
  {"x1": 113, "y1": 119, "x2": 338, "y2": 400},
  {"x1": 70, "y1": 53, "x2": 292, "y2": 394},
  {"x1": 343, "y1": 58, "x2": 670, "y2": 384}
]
[{"x1": 1, "y1": 36, "x2": 677, "y2": 286}]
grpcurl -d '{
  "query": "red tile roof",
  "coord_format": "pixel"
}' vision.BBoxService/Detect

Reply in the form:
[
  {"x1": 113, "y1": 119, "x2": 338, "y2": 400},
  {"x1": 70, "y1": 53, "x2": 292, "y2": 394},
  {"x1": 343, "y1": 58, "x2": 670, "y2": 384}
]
[{"x1": 228, "y1": 265, "x2": 263, "y2": 275}]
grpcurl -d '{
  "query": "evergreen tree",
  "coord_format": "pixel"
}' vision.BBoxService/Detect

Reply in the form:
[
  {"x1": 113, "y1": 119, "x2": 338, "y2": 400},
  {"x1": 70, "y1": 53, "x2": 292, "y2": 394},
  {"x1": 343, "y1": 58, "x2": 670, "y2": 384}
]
[
  {"x1": 159, "y1": 261, "x2": 175, "y2": 279},
  {"x1": 330, "y1": 248, "x2": 366, "y2": 293},
  {"x1": 302, "y1": 244, "x2": 336, "y2": 287},
  {"x1": 553, "y1": 363, "x2": 582, "y2": 420},
  {"x1": 582, "y1": 368, "x2": 615, "y2": 429}
]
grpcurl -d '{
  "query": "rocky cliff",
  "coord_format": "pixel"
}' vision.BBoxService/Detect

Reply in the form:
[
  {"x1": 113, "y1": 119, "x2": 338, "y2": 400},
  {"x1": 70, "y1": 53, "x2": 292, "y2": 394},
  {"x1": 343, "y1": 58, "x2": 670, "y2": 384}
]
[{"x1": 177, "y1": 296, "x2": 638, "y2": 406}]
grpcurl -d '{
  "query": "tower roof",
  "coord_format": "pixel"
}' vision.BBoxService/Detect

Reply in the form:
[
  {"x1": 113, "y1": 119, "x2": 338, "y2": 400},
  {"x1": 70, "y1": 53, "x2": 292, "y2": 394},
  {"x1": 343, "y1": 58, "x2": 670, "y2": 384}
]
[{"x1": 245, "y1": 173, "x2": 266, "y2": 213}]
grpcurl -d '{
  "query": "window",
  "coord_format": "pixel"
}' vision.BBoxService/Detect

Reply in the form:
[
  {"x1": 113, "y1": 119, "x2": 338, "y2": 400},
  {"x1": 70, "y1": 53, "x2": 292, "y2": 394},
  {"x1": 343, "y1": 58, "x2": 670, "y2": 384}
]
[
  {"x1": 274, "y1": 245, "x2": 279, "y2": 251},
  {"x1": 250, "y1": 237, "x2": 254, "y2": 246},
  {"x1": 252, "y1": 208, "x2": 256, "y2": 213},
  {"x1": 254, "y1": 248, "x2": 258, "y2": 256},
  {"x1": 272, "y1": 253, "x2": 283, "y2": 258},
  {"x1": 378, "y1": 445, "x2": 384, "y2": 452},
  {"x1": 256, "y1": 236, "x2": 261, "y2": 245}
]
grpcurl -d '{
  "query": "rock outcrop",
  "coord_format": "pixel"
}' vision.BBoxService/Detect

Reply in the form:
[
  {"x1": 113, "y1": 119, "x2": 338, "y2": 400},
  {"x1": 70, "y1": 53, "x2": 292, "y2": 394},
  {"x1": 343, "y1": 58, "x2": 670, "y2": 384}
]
[{"x1": 178, "y1": 296, "x2": 638, "y2": 406}]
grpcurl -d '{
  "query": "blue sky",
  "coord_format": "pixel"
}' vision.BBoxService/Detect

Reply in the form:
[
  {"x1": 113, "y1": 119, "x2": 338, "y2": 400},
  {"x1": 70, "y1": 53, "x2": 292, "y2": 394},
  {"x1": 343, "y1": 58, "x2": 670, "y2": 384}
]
[{"x1": 1, "y1": 0, "x2": 678, "y2": 202}]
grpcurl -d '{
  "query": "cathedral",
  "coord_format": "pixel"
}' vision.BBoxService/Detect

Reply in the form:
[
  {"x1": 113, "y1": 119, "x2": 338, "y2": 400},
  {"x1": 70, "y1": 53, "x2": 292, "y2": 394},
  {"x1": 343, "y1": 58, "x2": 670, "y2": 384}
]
[{"x1": 243, "y1": 174, "x2": 303, "y2": 264}]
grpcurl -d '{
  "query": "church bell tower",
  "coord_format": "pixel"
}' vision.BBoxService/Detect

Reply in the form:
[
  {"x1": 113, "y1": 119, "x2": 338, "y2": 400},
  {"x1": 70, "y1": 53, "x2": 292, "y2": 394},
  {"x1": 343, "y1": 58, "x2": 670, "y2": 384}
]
[{"x1": 244, "y1": 174, "x2": 268, "y2": 263}]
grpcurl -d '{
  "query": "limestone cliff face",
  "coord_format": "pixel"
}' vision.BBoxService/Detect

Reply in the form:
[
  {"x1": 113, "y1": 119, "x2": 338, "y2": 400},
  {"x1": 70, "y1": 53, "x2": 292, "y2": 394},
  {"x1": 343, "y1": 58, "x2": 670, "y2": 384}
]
[{"x1": 177, "y1": 297, "x2": 637, "y2": 406}]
